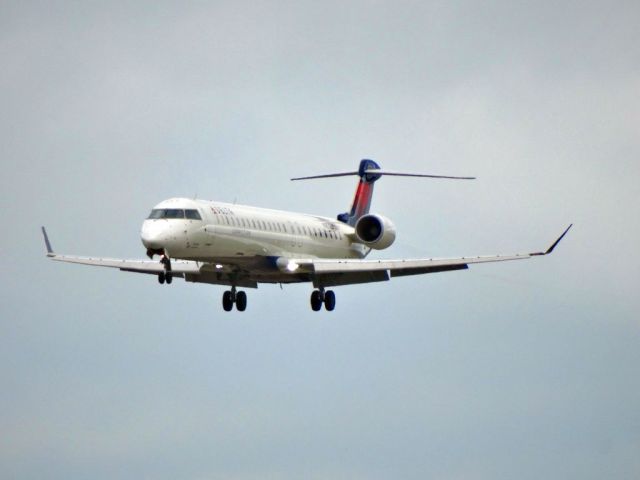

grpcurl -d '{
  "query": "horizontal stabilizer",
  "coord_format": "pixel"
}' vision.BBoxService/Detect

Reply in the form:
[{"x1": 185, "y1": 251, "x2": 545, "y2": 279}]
[
  {"x1": 291, "y1": 171, "x2": 359, "y2": 181},
  {"x1": 362, "y1": 169, "x2": 475, "y2": 180},
  {"x1": 291, "y1": 169, "x2": 475, "y2": 181}
]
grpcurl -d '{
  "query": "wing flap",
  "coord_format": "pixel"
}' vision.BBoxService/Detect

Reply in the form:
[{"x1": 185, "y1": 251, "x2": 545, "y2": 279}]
[
  {"x1": 295, "y1": 253, "x2": 529, "y2": 274},
  {"x1": 312, "y1": 270, "x2": 390, "y2": 288},
  {"x1": 390, "y1": 264, "x2": 469, "y2": 277}
]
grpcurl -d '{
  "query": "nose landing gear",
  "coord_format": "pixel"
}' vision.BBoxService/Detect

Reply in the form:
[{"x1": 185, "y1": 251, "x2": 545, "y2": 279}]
[
  {"x1": 156, "y1": 254, "x2": 173, "y2": 285},
  {"x1": 158, "y1": 271, "x2": 173, "y2": 284}
]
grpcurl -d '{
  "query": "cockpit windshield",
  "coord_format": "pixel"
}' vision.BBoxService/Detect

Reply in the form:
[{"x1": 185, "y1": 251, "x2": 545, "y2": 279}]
[
  {"x1": 147, "y1": 209, "x2": 202, "y2": 220},
  {"x1": 185, "y1": 209, "x2": 201, "y2": 220}
]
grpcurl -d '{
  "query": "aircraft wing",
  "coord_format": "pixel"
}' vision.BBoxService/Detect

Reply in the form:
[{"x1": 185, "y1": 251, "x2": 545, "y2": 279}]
[
  {"x1": 42, "y1": 224, "x2": 572, "y2": 288},
  {"x1": 41, "y1": 227, "x2": 201, "y2": 276},
  {"x1": 280, "y1": 225, "x2": 573, "y2": 287},
  {"x1": 47, "y1": 254, "x2": 201, "y2": 275}
]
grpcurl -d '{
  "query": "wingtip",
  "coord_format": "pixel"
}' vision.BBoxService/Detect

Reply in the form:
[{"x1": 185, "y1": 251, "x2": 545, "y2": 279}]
[
  {"x1": 544, "y1": 224, "x2": 573, "y2": 255},
  {"x1": 41, "y1": 226, "x2": 54, "y2": 256}
]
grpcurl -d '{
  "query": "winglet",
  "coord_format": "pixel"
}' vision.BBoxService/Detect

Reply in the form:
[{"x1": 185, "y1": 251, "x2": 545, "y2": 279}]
[
  {"x1": 531, "y1": 224, "x2": 573, "y2": 256},
  {"x1": 41, "y1": 226, "x2": 55, "y2": 257}
]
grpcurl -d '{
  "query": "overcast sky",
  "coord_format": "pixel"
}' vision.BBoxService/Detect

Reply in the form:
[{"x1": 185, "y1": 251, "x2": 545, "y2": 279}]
[{"x1": 1, "y1": 1, "x2": 639, "y2": 479}]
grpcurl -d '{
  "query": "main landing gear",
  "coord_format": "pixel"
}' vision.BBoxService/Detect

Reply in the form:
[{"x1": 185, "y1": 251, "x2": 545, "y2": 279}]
[
  {"x1": 222, "y1": 287, "x2": 247, "y2": 312},
  {"x1": 310, "y1": 288, "x2": 336, "y2": 311},
  {"x1": 157, "y1": 255, "x2": 173, "y2": 285}
]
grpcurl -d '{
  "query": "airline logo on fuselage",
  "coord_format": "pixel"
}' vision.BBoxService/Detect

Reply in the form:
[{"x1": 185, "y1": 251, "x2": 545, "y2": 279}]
[{"x1": 210, "y1": 206, "x2": 235, "y2": 215}]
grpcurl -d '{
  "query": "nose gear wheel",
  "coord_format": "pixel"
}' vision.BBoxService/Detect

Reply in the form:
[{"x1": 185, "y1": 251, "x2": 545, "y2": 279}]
[{"x1": 157, "y1": 254, "x2": 173, "y2": 286}]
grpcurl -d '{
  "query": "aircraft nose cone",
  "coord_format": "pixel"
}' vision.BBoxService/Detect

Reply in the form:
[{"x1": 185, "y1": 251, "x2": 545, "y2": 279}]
[
  {"x1": 141, "y1": 232, "x2": 162, "y2": 249},
  {"x1": 141, "y1": 222, "x2": 166, "y2": 249}
]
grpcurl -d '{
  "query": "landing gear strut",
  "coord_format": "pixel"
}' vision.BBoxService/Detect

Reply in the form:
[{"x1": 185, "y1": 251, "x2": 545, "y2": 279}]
[
  {"x1": 222, "y1": 286, "x2": 247, "y2": 312},
  {"x1": 157, "y1": 254, "x2": 172, "y2": 285},
  {"x1": 310, "y1": 288, "x2": 336, "y2": 311}
]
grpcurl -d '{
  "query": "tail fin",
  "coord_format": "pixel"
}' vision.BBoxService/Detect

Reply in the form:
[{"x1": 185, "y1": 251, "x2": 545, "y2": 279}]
[
  {"x1": 337, "y1": 159, "x2": 381, "y2": 225},
  {"x1": 291, "y1": 159, "x2": 475, "y2": 226}
]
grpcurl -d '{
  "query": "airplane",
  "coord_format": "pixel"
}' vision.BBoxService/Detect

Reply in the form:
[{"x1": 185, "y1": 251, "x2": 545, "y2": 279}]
[{"x1": 42, "y1": 159, "x2": 572, "y2": 312}]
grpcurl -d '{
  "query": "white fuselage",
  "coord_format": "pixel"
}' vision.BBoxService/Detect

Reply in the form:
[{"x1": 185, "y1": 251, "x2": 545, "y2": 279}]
[{"x1": 140, "y1": 197, "x2": 370, "y2": 262}]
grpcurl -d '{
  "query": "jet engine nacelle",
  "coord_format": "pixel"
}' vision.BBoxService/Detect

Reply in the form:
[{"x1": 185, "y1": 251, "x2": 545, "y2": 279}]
[{"x1": 354, "y1": 214, "x2": 396, "y2": 250}]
